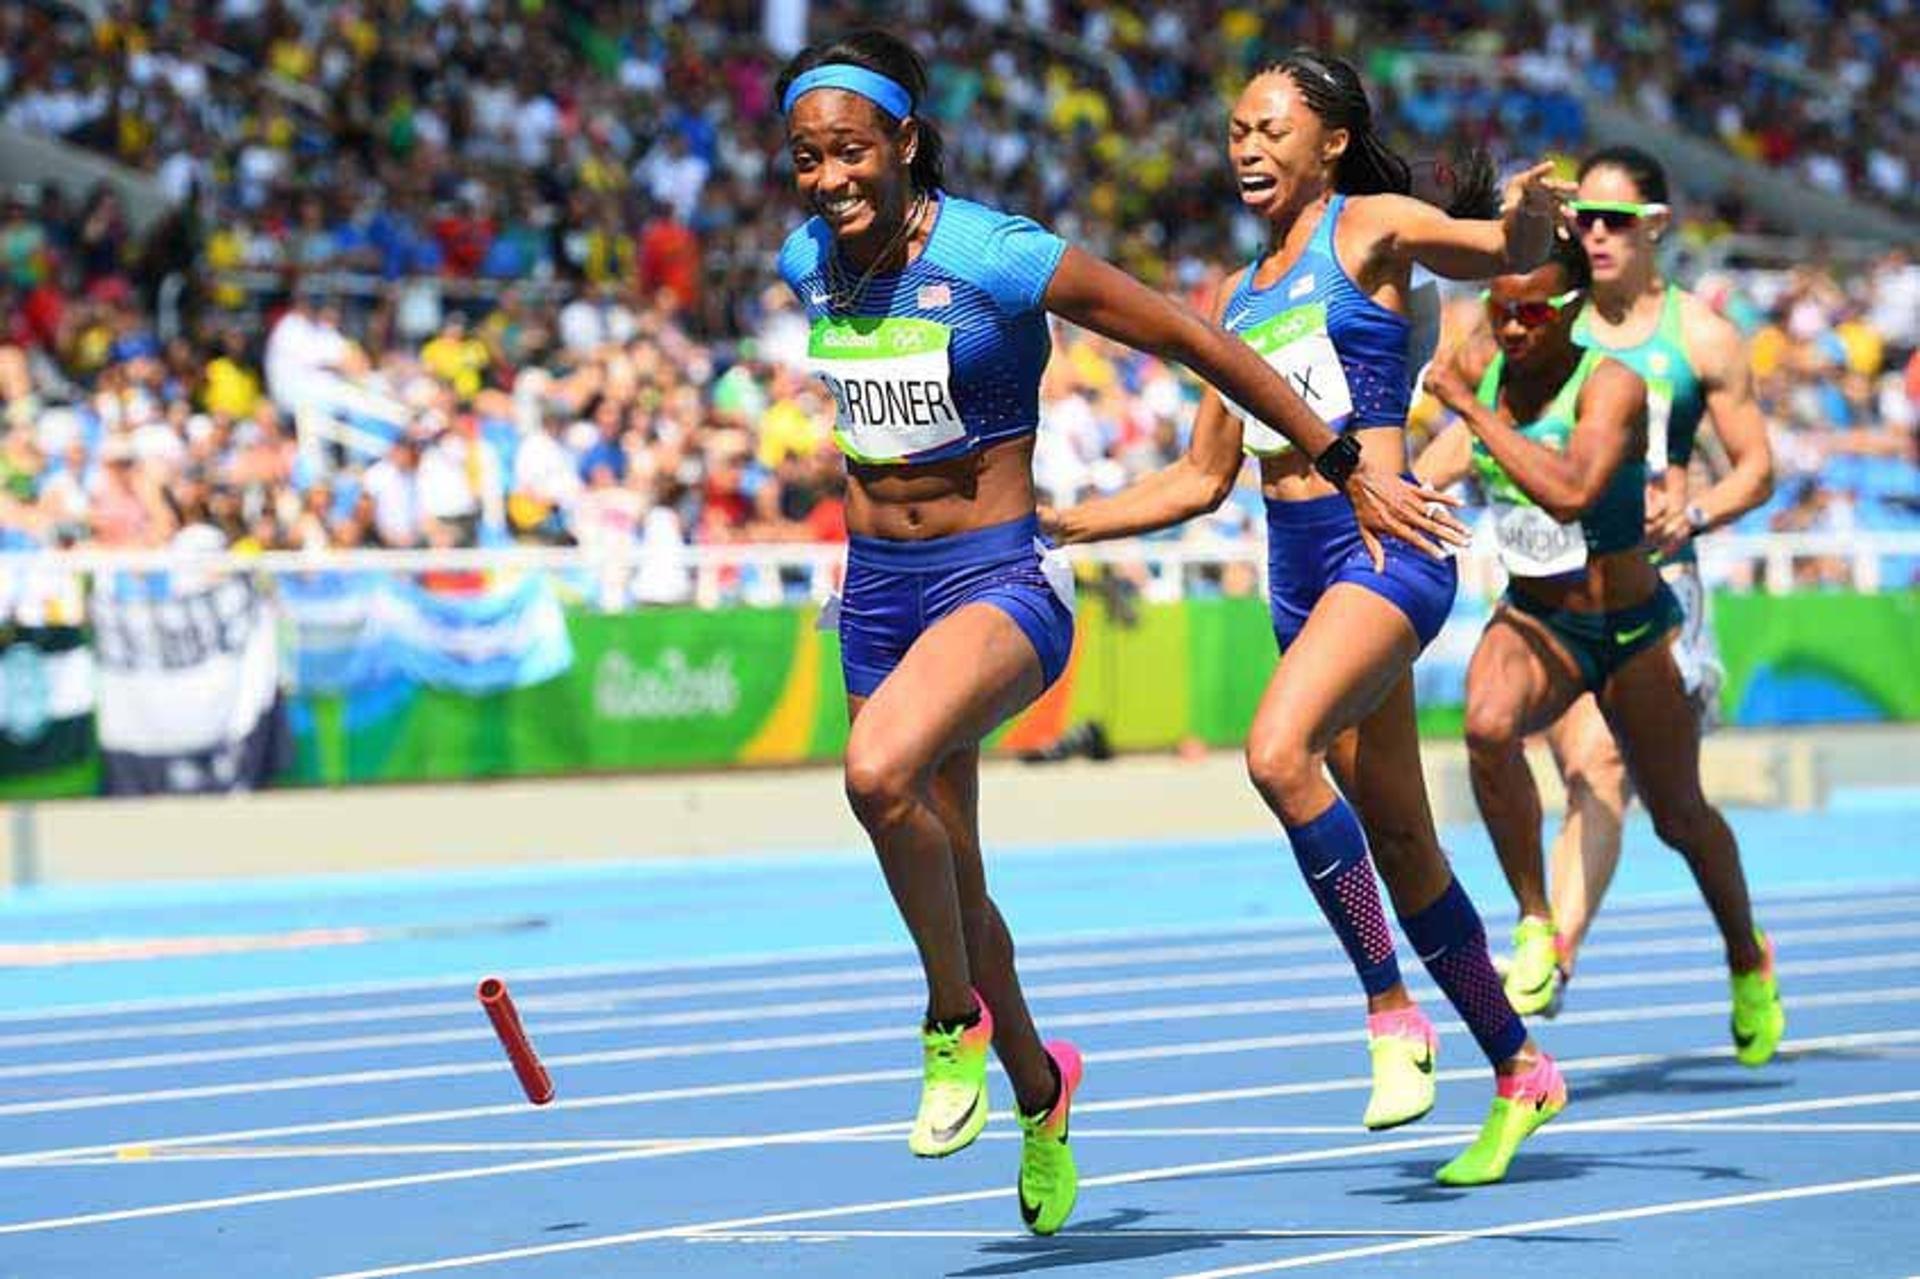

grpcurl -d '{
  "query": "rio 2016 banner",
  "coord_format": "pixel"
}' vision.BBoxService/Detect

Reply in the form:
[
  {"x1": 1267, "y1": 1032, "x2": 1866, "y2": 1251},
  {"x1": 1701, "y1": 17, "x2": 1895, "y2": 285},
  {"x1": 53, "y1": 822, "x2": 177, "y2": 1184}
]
[{"x1": 282, "y1": 588, "x2": 1920, "y2": 786}]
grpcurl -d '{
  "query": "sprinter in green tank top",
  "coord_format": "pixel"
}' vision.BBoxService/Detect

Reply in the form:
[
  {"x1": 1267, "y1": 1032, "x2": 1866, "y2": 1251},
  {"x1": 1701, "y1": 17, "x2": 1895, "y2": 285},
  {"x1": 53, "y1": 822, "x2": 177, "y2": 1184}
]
[
  {"x1": 1419, "y1": 238, "x2": 1783, "y2": 1069},
  {"x1": 1522, "y1": 148, "x2": 1775, "y2": 1017}
]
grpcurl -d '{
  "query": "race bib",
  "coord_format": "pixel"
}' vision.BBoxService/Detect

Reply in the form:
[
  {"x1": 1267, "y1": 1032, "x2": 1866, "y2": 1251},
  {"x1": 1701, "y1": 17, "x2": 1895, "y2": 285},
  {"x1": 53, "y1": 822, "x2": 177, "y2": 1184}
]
[
  {"x1": 1221, "y1": 303, "x2": 1354, "y2": 456},
  {"x1": 1491, "y1": 501, "x2": 1588, "y2": 578},
  {"x1": 807, "y1": 317, "x2": 965, "y2": 463}
]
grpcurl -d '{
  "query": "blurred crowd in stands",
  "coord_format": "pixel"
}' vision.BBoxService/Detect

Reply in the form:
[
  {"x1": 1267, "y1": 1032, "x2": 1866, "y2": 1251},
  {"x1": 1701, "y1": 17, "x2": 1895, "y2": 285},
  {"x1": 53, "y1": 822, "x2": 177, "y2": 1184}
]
[{"x1": 0, "y1": 0, "x2": 1914, "y2": 600}]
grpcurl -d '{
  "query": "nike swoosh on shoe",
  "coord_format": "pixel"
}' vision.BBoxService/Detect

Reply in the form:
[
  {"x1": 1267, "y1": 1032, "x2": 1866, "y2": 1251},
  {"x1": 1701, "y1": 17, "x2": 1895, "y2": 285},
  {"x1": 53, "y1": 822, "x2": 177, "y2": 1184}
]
[{"x1": 929, "y1": 1091, "x2": 983, "y2": 1145}]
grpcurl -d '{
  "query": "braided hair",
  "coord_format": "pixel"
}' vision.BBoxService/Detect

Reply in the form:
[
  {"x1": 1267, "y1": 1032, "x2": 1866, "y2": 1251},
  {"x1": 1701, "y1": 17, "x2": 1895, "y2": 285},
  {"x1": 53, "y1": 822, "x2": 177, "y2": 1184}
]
[{"x1": 1266, "y1": 50, "x2": 1499, "y2": 220}]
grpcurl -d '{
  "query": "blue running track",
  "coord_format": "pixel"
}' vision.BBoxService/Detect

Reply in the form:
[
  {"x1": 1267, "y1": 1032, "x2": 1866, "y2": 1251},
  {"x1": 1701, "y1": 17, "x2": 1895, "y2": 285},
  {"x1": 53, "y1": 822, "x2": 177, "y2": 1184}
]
[{"x1": 2, "y1": 802, "x2": 1917, "y2": 1277}]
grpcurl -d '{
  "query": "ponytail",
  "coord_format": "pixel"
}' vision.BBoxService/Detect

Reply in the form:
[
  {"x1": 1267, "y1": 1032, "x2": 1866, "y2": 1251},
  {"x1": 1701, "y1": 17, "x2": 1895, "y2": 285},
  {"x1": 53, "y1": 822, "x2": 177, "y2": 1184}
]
[{"x1": 1268, "y1": 50, "x2": 1498, "y2": 219}]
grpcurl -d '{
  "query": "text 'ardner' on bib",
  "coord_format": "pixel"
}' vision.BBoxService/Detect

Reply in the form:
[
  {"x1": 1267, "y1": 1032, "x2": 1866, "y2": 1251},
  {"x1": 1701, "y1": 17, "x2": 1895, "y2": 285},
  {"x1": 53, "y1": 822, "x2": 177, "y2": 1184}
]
[{"x1": 807, "y1": 316, "x2": 965, "y2": 464}]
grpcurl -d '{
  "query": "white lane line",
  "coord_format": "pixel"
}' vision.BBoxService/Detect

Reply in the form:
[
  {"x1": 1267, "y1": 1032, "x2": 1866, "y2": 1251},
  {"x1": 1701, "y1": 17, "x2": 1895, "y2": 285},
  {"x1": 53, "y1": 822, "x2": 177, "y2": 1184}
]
[
  {"x1": 22, "y1": 1021, "x2": 1912, "y2": 1167},
  {"x1": 0, "y1": 957, "x2": 1375, "y2": 1078},
  {"x1": 4, "y1": 1038, "x2": 1916, "y2": 1240},
  {"x1": 1623, "y1": 1122, "x2": 1920, "y2": 1134},
  {"x1": 1167, "y1": 1173, "x2": 1920, "y2": 1277},
  {"x1": 685, "y1": 1227, "x2": 1464, "y2": 1242},
  {"x1": 26, "y1": 1126, "x2": 1490, "y2": 1164},
  {"x1": 5, "y1": 956, "x2": 1918, "y2": 1121},
  {"x1": 4, "y1": 978, "x2": 1917, "y2": 1148},
  {"x1": 10, "y1": 916, "x2": 1913, "y2": 1076},
  {"x1": 1076, "y1": 1065, "x2": 1920, "y2": 1125},
  {"x1": 8, "y1": 879, "x2": 1914, "y2": 1028},
  {"x1": 308, "y1": 1091, "x2": 1920, "y2": 1279},
  {"x1": 0, "y1": 911, "x2": 1363, "y2": 1027},
  {"x1": 0, "y1": 934, "x2": 1352, "y2": 1052},
  {"x1": 625, "y1": 1118, "x2": 1920, "y2": 1143}
]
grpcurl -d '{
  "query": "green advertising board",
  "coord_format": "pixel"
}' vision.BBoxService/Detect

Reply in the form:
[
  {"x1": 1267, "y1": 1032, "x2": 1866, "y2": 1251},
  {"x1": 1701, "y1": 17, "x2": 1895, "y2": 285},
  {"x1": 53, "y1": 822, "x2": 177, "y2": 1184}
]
[
  {"x1": 285, "y1": 589, "x2": 1920, "y2": 785},
  {"x1": 6, "y1": 589, "x2": 1918, "y2": 796}
]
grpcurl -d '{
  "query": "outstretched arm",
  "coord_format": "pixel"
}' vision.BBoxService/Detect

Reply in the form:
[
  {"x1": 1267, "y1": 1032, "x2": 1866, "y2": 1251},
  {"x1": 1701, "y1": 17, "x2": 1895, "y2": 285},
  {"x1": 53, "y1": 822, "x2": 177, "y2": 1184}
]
[
  {"x1": 1049, "y1": 388, "x2": 1245, "y2": 543},
  {"x1": 1047, "y1": 268, "x2": 1248, "y2": 543},
  {"x1": 1043, "y1": 248, "x2": 1337, "y2": 458},
  {"x1": 1042, "y1": 246, "x2": 1466, "y2": 561},
  {"x1": 1356, "y1": 161, "x2": 1571, "y2": 281}
]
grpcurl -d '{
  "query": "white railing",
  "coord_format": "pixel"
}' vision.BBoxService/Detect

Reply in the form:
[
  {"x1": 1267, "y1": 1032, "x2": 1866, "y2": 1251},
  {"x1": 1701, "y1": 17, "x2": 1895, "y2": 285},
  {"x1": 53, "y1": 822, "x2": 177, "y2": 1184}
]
[{"x1": 3, "y1": 530, "x2": 1917, "y2": 613}]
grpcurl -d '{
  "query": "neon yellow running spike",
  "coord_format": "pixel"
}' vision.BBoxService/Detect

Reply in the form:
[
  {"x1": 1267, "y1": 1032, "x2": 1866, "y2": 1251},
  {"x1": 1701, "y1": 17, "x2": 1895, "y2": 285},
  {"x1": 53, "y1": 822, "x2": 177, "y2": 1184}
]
[
  {"x1": 1503, "y1": 916, "x2": 1563, "y2": 1017},
  {"x1": 1731, "y1": 929, "x2": 1785, "y2": 1067},
  {"x1": 1362, "y1": 1008, "x2": 1437, "y2": 1131},
  {"x1": 1435, "y1": 1052, "x2": 1567, "y2": 1187},
  {"x1": 1017, "y1": 1041, "x2": 1083, "y2": 1235},
  {"x1": 908, "y1": 994, "x2": 992, "y2": 1158}
]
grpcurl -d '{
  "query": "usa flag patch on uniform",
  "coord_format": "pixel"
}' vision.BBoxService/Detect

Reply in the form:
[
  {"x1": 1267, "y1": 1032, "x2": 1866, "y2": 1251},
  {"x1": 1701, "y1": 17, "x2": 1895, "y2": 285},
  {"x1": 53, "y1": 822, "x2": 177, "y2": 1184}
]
[{"x1": 917, "y1": 283, "x2": 952, "y2": 309}]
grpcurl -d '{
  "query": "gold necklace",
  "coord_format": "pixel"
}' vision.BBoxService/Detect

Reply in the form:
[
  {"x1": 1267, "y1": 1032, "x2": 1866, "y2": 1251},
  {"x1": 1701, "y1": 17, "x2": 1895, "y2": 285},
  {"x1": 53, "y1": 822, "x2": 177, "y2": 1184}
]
[{"x1": 825, "y1": 190, "x2": 929, "y2": 313}]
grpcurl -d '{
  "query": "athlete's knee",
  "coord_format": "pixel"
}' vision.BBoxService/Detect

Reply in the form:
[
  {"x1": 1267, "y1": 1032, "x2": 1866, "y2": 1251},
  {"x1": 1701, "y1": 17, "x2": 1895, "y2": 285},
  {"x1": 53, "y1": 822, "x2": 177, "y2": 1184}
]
[
  {"x1": 1463, "y1": 700, "x2": 1524, "y2": 760},
  {"x1": 1563, "y1": 738, "x2": 1629, "y2": 812},
  {"x1": 843, "y1": 740, "x2": 926, "y2": 833},
  {"x1": 1245, "y1": 730, "x2": 1323, "y2": 818},
  {"x1": 1650, "y1": 795, "x2": 1720, "y2": 857},
  {"x1": 1361, "y1": 809, "x2": 1433, "y2": 880}
]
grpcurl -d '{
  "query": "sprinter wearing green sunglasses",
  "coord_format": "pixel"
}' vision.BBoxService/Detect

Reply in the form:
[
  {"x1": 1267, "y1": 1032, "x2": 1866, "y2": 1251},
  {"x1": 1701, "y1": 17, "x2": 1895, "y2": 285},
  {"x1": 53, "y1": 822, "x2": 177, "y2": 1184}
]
[{"x1": 1507, "y1": 147, "x2": 1776, "y2": 1020}]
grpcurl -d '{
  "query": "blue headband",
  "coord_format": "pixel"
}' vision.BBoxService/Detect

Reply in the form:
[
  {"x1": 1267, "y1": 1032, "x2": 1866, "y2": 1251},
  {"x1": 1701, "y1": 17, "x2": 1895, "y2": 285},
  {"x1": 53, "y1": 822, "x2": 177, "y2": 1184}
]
[{"x1": 781, "y1": 65, "x2": 913, "y2": 121}]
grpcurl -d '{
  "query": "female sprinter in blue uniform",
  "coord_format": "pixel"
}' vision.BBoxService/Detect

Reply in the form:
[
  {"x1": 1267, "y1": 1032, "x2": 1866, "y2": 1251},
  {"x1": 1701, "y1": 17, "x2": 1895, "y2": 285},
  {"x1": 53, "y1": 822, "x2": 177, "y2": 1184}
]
[
  {"x1": 775, "y1": 31, "x2": 1464, "y2": 1233},
  {"x1": 1050, "y1": 50, "x2": 1565, "y2": 1186},
  {"x1": 1417, "y1": 237, "x2": 1784, "y2": 1067},
  {"x1": 1494, "y1": 147, "x2": 1777, "y2": 1022}
]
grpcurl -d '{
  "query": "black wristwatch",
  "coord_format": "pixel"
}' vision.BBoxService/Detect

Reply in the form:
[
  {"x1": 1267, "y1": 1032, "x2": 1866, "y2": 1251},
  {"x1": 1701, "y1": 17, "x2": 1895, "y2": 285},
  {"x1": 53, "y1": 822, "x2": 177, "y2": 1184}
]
[{"x1": 1312, "y1": 433, "x2": 1362, "y2": 488}]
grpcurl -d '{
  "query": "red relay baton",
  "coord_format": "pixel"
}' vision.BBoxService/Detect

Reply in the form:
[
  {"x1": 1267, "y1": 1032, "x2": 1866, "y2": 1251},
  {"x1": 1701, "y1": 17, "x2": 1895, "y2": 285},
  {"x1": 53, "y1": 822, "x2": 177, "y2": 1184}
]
[{"x1": 477, "y1": 976, "x2": 555, "y2": 1105}]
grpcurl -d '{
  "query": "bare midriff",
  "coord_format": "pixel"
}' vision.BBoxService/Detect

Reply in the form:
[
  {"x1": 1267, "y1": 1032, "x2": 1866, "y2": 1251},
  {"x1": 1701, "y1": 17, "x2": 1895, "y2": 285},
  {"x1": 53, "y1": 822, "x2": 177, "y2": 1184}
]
[{"x1": 844, "y1": 434, "x2": 1037, "y2": 540}]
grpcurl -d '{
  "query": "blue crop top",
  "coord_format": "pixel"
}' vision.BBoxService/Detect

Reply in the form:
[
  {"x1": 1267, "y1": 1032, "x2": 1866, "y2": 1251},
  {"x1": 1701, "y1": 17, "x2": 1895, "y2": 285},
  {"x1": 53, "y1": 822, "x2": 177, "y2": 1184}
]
[
  {"x1": 778, "y1": 193, "x2": 1067, "y2": 466},
  {"x1": 1217, "y1": 194, "x2": 1413, "y2": 456}
]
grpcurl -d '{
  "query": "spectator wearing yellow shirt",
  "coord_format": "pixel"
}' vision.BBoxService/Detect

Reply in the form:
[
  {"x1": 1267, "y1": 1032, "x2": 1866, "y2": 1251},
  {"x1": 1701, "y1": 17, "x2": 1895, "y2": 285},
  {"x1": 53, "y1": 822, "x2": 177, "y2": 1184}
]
[
  {"x1": 267, "y1": 10, "x2": 316, "y2": 83},
  {"x1": 203, "y1": 223, "x2": 249, "y2": 309},
  {"x1": 1835, "y1": 311, "x2": 1885, "y2": 378},
  {"x1": 200, "y1": 329, "x2": 261, "y2": 419},
  {"x1": 581, "y1": 212, "x2": 637, "y2": 288},
  {"x1": 754, "y1": 365, "x2": 828, "y2": 468},
  {"x1": 1046, "y1": 67, "x2": 1111, "y2": 136},
  {"x1": 1748, "y1": 323, "x2": 1790, "y2": 380},
  {"x1": 420, "y1": 314, "x2": 491, "y2": 402}
]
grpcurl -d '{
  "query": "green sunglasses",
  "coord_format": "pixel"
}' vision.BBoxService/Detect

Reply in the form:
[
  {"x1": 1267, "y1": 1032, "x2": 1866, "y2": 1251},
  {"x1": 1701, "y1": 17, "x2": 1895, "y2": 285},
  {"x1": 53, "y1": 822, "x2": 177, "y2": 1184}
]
[{"x1": 1569, "y1": 199, "x2": 1669, "y2": 232}]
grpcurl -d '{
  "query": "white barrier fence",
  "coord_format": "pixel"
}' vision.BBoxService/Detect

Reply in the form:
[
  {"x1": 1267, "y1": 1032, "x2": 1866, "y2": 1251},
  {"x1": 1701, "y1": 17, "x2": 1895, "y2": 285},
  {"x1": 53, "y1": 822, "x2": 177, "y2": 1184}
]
[{"x1": 2, "y1": 530, "x2": 1918, "y2": 620}]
